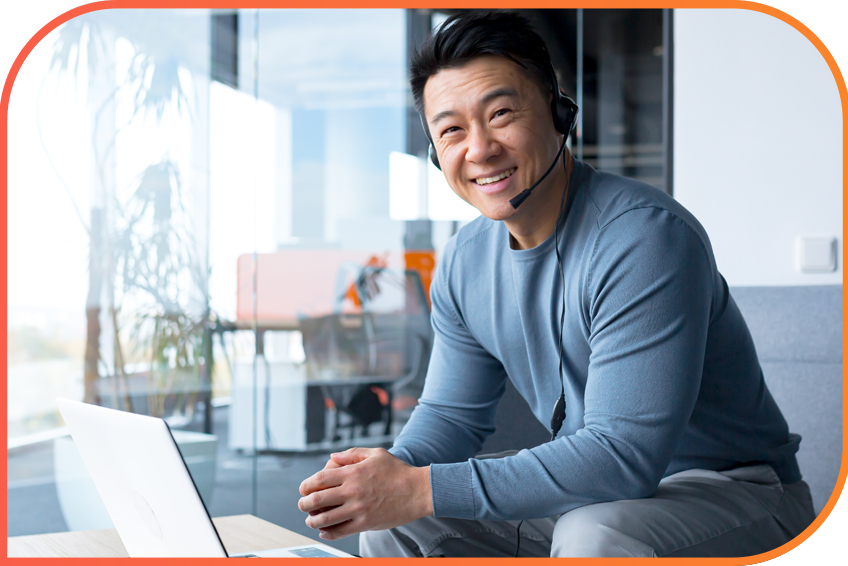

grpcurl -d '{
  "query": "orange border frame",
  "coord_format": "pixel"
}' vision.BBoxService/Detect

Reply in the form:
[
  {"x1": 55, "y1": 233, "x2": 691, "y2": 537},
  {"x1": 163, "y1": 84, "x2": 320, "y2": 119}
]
[{"x1": 1, "y1": 1, "x2": 845, "y2": 564}]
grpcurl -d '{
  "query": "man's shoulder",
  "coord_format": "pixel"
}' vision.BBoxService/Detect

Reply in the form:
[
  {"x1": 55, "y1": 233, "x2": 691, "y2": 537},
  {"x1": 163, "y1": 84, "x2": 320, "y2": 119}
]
[
  {"x1": 431, "y1": 215, "x2": 502, "y2": 307},
  {"x1": 456, "y1": 214, "x2": 499, "y2": 248},
  {"x1": 579, "y1": 163, "x2": 693, "y2": 231},
  {"x1": 441, "y1": 214, "x2": 500, "y2": 265}
]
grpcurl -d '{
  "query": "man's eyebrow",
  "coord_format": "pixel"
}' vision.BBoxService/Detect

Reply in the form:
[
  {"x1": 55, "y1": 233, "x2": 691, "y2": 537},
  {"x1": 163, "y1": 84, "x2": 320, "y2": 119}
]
[
  {"x1": 479, "y1": 87, "x2": 518, "y2": 107},
  {"x1": 429, "y1": 88, "x2": 519, "y2": 129},
  {"x1": 430, "y1": 109, "x2": 457, "y2": 127}
]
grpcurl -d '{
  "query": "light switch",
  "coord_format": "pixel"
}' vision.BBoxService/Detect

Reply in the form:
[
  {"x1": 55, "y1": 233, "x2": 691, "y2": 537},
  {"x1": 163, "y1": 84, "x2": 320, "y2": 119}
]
[{"x1": 796, "y1": 237, "x2": 837, "y2": 273}]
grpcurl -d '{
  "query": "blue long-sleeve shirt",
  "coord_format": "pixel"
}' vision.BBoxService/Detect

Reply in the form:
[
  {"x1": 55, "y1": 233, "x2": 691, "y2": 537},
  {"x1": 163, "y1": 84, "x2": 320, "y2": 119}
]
[{"x1": 389, "y1": 160, "x2": 801, "y2": 521}]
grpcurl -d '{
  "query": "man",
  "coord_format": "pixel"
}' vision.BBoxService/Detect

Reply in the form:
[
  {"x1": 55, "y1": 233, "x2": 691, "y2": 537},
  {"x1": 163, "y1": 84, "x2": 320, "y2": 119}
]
[{"x1": 298, "y1": 11, "x2": 815, "y2": 557}]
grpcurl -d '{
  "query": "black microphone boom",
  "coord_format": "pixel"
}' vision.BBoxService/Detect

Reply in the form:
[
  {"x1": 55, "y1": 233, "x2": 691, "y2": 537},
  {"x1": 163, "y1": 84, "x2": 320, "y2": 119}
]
[{"x1": 508, "y1": 138, "x2": 567, "y2": 209}]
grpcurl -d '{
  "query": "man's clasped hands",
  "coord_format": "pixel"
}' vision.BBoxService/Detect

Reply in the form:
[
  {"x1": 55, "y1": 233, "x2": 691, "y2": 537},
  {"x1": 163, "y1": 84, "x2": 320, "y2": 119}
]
[{"x1": 297, "y1": 447, "x2": 433, "y2": 540}]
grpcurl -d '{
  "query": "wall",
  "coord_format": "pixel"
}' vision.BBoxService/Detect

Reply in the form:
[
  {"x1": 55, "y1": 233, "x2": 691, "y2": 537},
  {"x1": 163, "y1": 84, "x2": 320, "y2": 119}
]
[{"x1": 674, "y1": 9, "x2": 842, "y2": 286}]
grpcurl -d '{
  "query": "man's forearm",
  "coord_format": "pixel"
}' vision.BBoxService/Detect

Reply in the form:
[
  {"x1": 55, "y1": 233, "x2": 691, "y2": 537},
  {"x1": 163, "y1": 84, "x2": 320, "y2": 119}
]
[{"x1": 389, "y1": 399, "x2": 496, "y2": 468}]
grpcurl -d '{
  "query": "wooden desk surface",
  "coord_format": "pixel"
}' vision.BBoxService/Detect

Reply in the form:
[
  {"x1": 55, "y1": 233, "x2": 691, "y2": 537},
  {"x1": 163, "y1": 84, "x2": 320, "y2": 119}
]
[{"x1": 7, "y1": 515, "x2": 320, "y2": 558}]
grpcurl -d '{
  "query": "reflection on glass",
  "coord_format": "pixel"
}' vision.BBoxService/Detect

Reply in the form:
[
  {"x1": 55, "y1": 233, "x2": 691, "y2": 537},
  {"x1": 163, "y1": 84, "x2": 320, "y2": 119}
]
[
  {"x1": 250, "y1": 9, "x2": 407, "y2": 248},
  {"x1": 8, "y1": 8, "x2": 224, "y2": 539},
  {"x1": 579, "y1": 9, "x2": 666, "y2": 191},
  {"x1": 9, "y1": 9, "x2": 213, "y2": 439}
]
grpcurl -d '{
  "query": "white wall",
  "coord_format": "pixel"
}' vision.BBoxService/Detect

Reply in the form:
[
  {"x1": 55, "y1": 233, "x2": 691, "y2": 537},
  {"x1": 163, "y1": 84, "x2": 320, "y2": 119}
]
[{"x1": 674, "y1": 9, "x2": 842, "y2": 286}]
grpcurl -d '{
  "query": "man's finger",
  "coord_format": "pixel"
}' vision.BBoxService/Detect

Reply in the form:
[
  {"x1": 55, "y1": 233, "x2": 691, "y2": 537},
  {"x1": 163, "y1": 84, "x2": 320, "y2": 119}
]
[
  {"x1": 308, "y1": 505, "x2": 338, "y2": 516},
  {"x1": 299, "y1": 468, "x2": 344, "y2": 496},
  {"x1": 329, "y1": 447, "x2": 372, "y2": 466},
  {"x1": 319, "y1": 518, "x2": 363, "y2": 541},
  {"x1": 298, "y1": 486, "x2": 347, "y2": 514},
  {"x1": 304, "y1": 504, "x2": 353, "y2": 530},
  {"x1": 322, "y1": 457, "x2": 342, "y2": 470}
]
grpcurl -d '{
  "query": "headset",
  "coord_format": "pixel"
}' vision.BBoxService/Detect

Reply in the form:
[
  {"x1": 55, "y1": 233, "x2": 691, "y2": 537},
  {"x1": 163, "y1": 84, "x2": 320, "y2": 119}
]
[
  {"x1": 419, "y1": 60, "x2": 579, "y2": 446},
  {"x1": 421, "y1": 61, "x2": 578, "y2": 176}
]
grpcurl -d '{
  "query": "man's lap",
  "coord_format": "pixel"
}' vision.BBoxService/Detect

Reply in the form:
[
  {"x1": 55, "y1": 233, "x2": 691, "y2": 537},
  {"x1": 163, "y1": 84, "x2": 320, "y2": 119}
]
[{"x1": 359, "y1": 464, "x2": 815, "y2": 558}]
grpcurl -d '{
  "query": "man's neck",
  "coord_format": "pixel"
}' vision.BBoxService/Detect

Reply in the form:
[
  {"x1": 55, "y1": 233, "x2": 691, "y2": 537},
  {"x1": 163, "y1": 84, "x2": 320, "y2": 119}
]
[{"x1": 506, "y1": 149, "x2": 574, "y2": 250}]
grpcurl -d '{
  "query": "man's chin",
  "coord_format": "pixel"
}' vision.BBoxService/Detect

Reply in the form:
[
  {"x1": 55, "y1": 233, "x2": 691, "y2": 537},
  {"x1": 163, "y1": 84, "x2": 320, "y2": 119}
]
[{"x1": 476, "y1": 202, "x2": 518, "y2": 222}]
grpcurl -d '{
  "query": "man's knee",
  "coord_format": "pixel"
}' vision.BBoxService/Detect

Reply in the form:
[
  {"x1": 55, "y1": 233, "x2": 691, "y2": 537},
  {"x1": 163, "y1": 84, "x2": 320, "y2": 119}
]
[
  {"x1": 359, "y1": 529, "x2": 418, "y2": 558},
  {"x1": 359, "y1": 530, "x2": 392, "y2": 557},
  {"x1": 551, "y1": 502, "x2": 656, "y2": 558}
]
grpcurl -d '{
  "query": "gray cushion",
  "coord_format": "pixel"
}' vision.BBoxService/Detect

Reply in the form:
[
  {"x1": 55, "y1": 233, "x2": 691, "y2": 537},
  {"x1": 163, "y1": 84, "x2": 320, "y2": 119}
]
[
  {"x1": 732, "y1": 285, "x2": 843, "y2": 514},
  {"x1": 731, "y1": 286, "x2": 842, "y2": 364},
  {"x1": 758, "y1": 361, "x2": 842, "y2": 513}
]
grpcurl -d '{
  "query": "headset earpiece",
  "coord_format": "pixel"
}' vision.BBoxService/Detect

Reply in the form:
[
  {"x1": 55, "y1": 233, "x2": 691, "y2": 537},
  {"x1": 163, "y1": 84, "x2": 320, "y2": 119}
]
[
  {"x1": 429, "y1": 143, "x2": 441, "y2": 170},
  {"x1": 420, "y1": 114, "x2": 442, "y2": 170},
  {"x1": 549, "y1": 61, "x2": 579, "y2": 138},
  {"x1": 552, "y1": 91, "x2": 579, "y2": 137}
]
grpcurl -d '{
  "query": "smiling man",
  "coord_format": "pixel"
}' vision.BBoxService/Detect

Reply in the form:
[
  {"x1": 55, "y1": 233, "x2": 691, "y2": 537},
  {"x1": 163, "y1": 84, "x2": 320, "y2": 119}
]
[{"x1": 298, "y1": 11, "x2": 815, "y2": 557}]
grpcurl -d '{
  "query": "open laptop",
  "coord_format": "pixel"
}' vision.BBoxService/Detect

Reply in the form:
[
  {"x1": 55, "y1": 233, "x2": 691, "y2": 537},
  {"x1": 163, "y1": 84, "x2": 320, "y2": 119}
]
[{"x1": 56, "y1": 398, "x2": 353, "y2": 558}]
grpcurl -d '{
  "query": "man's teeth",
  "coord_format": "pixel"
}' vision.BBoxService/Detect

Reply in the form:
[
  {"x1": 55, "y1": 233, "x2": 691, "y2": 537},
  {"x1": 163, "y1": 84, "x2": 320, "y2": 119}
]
[{"x1": 476, "y1": 168, "x2": 516, "y2": 186}]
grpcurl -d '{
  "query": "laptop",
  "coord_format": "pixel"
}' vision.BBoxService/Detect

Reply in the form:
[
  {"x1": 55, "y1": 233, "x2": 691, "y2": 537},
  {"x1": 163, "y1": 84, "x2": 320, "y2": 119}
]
[{"x1": 56, "y1": 398, "x2": 353, "y2": 558}]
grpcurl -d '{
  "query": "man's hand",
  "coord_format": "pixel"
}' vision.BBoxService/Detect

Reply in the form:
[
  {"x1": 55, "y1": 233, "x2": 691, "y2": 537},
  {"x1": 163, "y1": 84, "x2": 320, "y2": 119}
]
[{"x1": 298, "y1": 447, "x2": 433, "y2": 540}]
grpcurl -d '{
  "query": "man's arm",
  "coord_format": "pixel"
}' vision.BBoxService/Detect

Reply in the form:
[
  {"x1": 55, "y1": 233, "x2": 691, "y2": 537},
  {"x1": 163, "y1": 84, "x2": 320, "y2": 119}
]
[
  {"x1": 390, "y1": 233, "x2": 512, "y2": 467},
  {"x1": 299, "y1": 207, "x2": 715, "y2": 532}
]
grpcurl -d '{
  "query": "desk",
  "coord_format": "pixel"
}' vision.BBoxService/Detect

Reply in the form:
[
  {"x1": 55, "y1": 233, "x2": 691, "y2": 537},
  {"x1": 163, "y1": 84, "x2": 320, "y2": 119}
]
[{"x1": 7, "y1": 514, "x2": 319, "y2": 558}]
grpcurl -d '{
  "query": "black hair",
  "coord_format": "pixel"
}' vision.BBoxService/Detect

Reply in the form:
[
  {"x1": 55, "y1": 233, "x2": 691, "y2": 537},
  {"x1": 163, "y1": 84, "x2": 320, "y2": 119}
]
[{"x1": 409, "y1": 11, "x2": 555, "y2": 124}]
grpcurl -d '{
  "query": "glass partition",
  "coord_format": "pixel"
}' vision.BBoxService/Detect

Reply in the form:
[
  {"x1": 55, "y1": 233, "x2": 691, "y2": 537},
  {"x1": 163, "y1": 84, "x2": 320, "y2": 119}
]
[{"x1": 577, "y1": 9, "x2": 668, "y2": 192}]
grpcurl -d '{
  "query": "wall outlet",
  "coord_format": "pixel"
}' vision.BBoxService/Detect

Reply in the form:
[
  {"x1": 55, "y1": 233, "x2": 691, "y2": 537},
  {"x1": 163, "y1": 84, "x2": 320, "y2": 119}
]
[{"x1": 795, "y1": 237, "x2": 838, "y2": 273}]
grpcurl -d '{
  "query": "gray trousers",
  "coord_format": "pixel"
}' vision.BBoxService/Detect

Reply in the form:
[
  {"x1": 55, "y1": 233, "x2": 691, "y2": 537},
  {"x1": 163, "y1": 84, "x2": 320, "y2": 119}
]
[{"x1": 359, "y1": 463, "x2": 815, "y2": 558}]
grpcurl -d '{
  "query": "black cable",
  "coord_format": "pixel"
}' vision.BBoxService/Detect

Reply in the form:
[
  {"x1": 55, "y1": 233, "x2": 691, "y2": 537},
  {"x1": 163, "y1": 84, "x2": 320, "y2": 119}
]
[{"x1": 549, "y1": 151, "x2": 571, "y2": 442}]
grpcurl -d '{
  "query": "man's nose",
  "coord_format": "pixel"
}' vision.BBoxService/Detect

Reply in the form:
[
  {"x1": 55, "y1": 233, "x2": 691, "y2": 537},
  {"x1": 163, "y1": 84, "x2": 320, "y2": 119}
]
[{"x1": 465, "y1": 125, "x2": 501, "y2": 163}]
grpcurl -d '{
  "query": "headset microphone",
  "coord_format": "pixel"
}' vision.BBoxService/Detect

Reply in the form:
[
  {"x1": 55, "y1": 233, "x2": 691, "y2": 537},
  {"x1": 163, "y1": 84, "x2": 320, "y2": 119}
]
[{"x1": 508, "y1": 138, "x2": 566, "y2": 209}]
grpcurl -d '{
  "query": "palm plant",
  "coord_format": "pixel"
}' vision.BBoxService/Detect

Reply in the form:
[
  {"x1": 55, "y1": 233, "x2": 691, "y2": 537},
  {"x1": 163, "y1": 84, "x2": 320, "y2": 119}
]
[{"x1": 48, "y1": 12, "x2": 211, "y2": 417}]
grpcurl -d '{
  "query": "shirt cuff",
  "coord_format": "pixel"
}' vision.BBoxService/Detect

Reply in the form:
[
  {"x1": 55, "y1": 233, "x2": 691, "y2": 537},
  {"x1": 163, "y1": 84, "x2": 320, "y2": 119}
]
[
  {"x1": 388, "y1": 445, "x2": 414, "y2": 466},
  {"x1": 430, "y1": 461, "x2": 476, "y2": 518}
]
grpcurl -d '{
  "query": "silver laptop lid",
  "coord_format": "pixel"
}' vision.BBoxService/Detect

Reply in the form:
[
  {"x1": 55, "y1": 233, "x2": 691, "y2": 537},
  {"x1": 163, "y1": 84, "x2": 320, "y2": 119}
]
[{"x1": 56, "y1": 398, "x2": 228, "y2": 557}]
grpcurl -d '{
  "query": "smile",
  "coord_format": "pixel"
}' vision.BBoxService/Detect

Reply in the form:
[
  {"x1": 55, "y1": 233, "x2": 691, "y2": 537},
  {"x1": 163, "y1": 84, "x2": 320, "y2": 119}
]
[{"x1": 475, "y1": 168, "x2": 516, "y2": 186}]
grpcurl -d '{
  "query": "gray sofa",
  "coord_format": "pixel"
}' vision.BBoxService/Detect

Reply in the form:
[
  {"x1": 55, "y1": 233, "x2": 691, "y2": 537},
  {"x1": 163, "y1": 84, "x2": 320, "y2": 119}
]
[{"x1": 481, "y1": 285, "x2": 843, "y2": 515}]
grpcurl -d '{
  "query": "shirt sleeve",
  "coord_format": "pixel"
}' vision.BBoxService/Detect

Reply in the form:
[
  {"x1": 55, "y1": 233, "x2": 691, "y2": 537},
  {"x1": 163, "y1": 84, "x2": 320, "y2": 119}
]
[
  {"x1": 389, "y1": 237, "x2": 509, "y2": 476},
  {"x1": 422, "y1": 208, "x2": 716, "y2": 520}
]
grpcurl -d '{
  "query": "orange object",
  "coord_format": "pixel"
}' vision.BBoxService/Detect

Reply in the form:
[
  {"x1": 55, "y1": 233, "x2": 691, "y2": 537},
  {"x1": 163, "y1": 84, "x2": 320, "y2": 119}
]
[
  {"x1": 404, "y1": 250, "x2": 437, "y2": 308},
  {"x1": 370, "y1": 386, "x2": 389, "y2": 407},
  {"x1": 342, "y1": 254, "x2": 389, "y2": 311}
]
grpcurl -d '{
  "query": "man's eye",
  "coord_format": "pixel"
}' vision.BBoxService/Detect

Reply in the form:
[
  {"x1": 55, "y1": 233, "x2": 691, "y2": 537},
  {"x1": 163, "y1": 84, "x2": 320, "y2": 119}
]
[
  {"x1": 441, "y1": 126, "x2": 460, "y2": 136},
  {"x1": 492, "y1": 108, "x2": 511, "y2": 119}
]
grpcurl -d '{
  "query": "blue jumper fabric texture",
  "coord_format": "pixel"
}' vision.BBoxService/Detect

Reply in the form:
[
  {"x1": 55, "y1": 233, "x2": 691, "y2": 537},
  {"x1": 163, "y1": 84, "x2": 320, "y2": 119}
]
[{"x1": 389, "y1": 160, "x2": 801, "y2": 521}]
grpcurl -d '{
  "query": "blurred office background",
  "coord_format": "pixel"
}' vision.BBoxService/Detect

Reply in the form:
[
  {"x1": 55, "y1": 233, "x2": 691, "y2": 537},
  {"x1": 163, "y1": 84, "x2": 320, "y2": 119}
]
[{"x1": 7, "y1": 8, "x2": 841, "y2": 556}]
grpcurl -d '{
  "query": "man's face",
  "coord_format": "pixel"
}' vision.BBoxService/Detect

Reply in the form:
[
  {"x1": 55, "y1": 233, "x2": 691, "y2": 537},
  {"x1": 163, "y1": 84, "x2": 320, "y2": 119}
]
[{"x1": 423, "y1": 56, "x2": 562, "y2": 221}]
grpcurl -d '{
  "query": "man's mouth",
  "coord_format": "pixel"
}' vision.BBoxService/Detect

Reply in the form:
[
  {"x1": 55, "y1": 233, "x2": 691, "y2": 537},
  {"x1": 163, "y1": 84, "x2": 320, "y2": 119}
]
[{"x1": 474, "y1": 168, "x2": 516, "y2": 186}]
